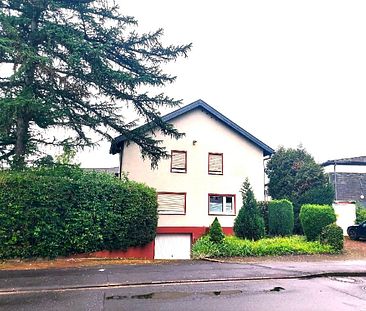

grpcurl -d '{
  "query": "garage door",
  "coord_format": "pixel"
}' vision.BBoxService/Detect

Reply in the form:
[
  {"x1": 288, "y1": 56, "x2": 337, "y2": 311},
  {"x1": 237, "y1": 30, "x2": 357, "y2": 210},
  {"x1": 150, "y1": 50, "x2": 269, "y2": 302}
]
[{"x1": 154, "y1": 234, "x2": 191, "y2": 259}]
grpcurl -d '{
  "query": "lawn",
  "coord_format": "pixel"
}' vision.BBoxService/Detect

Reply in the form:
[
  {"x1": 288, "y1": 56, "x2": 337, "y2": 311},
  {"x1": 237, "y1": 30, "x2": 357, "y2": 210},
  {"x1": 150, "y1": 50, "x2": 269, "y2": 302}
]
[{"x1": 192, "y1": 235, "x2": 336, "y2": 259}]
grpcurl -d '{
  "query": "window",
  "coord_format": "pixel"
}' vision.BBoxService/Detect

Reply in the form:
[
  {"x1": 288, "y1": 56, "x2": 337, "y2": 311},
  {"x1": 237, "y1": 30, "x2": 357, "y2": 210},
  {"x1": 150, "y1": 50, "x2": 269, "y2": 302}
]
[
  {"x1": 208, "y1": 194, "x2": 235, "y2": 215},
  {"x1": 157, "y1": 192, "x2": 186, "y2": 215},
  {"x1": 208, "y1": 153, "x2": 223, "y2": 175},
  {"x1": 171, "y1": 150, "x2": 187, "y2": 173}
]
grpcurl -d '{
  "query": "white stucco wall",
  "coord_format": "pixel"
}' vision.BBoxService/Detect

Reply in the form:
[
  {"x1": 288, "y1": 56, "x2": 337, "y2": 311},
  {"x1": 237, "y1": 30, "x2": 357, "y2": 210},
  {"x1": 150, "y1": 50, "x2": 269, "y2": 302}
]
[
  {"x1": 121, "y1": 108, "x2": 266, "y2": 228},
  {"x1": 333, "y1": 202, "x2": 356, "y2": 236},
  {"x1": 323, "y1": 165, "x2": 366, "y2": 174}
]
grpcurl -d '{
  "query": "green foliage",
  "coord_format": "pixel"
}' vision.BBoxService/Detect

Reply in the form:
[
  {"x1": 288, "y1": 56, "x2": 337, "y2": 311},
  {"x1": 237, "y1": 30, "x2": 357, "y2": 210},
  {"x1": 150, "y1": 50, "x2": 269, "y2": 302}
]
[
  {"x1": 209, "y1": 217, "x2": 225, "y2": 243},
  {"x1": 192, "y1": 235, "x2": 334, "y2": 258},
  {"x1": 268, "y1": 199, "x2": 294, "y2": 236},
  {"x1": 234, "y1": 179, "x2": 265, "y2": 240},
  {"x1": 257, "y1": 201, "x2": 269, "y2": 233},
  {"x1": 266, "y1": 147, "x2": 334, "y2": 233},
  {"x1": 0, "y1": 0, "x2": 191, "y2": 168},
  {"x1": 320, "y1": 223, "x2": 344, "y2": 253},
  {"x1": 0, "y1": 166, "x2": 158, "y2": 259},
  {"x1": 355, "y1": 202, "x2": 366, "y2": 223},
  {"x1": 300, "y1": 204, "x2": 336, "y2": 241}
]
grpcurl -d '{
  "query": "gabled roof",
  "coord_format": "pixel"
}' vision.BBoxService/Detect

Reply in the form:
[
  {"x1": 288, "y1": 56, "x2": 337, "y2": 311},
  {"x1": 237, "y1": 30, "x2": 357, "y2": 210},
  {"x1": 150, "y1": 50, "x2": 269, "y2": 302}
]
[
  {"x1": 321, "y1": 156, "x2": 366, "y2": 167},
  {"x1": 110, "y1": 99, "x2": 274, "y2": 156}
]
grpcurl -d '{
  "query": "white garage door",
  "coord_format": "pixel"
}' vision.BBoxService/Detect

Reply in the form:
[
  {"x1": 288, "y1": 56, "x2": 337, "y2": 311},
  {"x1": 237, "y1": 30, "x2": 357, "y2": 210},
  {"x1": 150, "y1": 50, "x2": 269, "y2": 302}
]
[{"x1": 154, "y1": 234, "x2": 191, "y2": 259}]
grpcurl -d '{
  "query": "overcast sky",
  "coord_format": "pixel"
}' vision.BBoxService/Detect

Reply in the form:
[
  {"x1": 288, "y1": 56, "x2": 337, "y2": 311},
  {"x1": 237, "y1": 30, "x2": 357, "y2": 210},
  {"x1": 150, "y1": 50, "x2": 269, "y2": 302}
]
[{"x1": 79, "y1": 0, "x2": 366, "y2": 167}]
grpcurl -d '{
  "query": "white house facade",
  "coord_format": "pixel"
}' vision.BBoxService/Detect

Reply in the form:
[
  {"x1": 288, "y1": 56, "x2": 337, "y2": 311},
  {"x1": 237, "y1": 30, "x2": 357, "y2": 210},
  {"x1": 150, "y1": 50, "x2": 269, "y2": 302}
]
[{"x1": 110, "y1": 100, "x2": 274, "y2": 259}]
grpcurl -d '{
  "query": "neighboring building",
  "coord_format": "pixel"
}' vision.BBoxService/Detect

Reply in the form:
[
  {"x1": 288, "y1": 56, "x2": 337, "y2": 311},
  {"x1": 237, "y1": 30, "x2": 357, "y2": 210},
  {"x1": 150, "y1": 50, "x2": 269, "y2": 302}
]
[
  {"x1": 83, "y1": 167, "x2": 120, "y2": 177},
  {"x1": 110, "y1": 99, "x2": 274, "y2": 259},
  {"x1": 321, "y1": 156, "x2": 366, "y2": 203},
  {"x1": 321, "y1": 156, "x2": 366, "y2": 234}
]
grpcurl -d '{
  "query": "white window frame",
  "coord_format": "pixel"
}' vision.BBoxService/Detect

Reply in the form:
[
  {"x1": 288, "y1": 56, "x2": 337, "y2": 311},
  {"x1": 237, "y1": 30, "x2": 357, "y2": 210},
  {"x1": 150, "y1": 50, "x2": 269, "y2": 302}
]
[{"x1": 208, "y1": 194, "x2": 235, "y2": 215}]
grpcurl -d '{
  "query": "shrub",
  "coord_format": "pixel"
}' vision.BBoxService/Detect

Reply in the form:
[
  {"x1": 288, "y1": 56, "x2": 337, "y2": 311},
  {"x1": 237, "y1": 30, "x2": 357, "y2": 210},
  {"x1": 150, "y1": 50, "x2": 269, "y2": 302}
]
[
  {"x1": 0, "y1": 166, "x2": 158, "y2": 259},
  {"x1": 320, "y1": 223, "x2": 344, "y2": 252},
  {"x1": 234, "y1": 179, "x2": 265, "y2": 240},
  {"x1": 209, "y1": 217, "x2": 225, "y2": 243},
  {"x1": 257, "y1": 201, "x2": 269, "y2": 233},
  {"x1": 268, "y1": 199, "x2": 294, "y2": 236},
  {"x1": 300, "y1": 204, "x2": 336, "y2": 241},
  {"x1": 356, "y1": 202, "x2": 366, "y2": 223},
  {"x1": 192, "y1": 235, "x2": 334, "y2": 258}
]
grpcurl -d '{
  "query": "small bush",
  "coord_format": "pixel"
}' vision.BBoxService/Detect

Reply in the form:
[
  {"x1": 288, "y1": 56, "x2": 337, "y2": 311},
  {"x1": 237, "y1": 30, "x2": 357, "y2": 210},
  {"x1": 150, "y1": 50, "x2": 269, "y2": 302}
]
[
  {"x1": 320, "y1": 223, "x2": 344, "y2": 252},
  {"x1": 356, "y1": 203, "x2": 366, "y2": 223},
  {"x1": 300, "y1": 204, "x2": 336, "y2": 241},
  {"x1": 192, "y1": 235, "x2": 334, "y2": 258},
  {"x1": 0, "y1": 166, "x2": 158, "y2": 259},
  {"x1": 234, "y1": 179, "x2": 265, "y2": 240},
  {"x1": 209, "y1": 217, "x2": 225, "y2": 243},
  {"x1": 268, "y1": 199, "x2": 294, "y2": 236},
  {"x1": 257, "y1": 201, "x2": 269, "y2": 233}
]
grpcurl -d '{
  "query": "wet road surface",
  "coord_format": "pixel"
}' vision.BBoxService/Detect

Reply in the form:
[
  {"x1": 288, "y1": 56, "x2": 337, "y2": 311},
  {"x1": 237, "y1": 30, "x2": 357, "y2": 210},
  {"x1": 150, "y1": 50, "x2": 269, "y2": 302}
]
[{"x1": 1, "y1": 276, "x2": 365, "y2": 311}]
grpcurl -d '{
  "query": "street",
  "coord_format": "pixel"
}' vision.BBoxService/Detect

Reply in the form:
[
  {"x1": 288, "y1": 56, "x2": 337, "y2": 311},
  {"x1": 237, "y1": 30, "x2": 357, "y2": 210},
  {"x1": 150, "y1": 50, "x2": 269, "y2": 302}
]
[{"x1": 0, "y1": 260, "x2": 366, "y2": 310}]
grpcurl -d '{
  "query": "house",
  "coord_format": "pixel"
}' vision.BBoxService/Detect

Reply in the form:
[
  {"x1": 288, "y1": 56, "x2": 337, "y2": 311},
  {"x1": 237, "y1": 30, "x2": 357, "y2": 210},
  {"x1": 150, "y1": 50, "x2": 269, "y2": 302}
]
[
  {"x1": 110, "y1": 99, "x2": 274, "y2": 259},
  {"x1": 321, "y1": 156, "x2": 366, "y2": 234},
  {"x1": 321, "y1": 156, "x2": 366, "y2": 203}
]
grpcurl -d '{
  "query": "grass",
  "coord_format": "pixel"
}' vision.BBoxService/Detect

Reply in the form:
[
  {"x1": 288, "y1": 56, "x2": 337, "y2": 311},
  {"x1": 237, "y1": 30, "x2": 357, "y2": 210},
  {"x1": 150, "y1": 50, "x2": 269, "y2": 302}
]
[{"x1": 192, "y1": 235, "x2": 336, "y2": 259}]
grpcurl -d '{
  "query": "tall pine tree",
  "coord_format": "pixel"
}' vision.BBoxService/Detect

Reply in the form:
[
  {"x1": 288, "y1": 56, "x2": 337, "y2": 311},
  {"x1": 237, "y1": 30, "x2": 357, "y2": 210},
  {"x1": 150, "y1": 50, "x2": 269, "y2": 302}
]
[
  {"x1": 0, "y1": 0, "x2": 191, "y2": 168},
  {"x1": 234, "y1": 178, "x2": 265, "y2": 240}
]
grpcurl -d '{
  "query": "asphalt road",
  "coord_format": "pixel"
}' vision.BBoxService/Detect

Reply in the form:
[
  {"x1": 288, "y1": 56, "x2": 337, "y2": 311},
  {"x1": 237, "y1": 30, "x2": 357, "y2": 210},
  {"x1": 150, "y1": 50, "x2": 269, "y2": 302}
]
[
  {"x1": 1, "y1": 260, "x2": 366, "y2": 310},
  {"x1": 1, "y1": 276, "x2": 366, "y2": 311}
]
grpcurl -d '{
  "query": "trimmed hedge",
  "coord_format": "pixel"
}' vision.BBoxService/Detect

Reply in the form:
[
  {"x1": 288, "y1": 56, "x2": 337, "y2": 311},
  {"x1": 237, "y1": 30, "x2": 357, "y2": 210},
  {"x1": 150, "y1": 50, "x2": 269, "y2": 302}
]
[
  {"x1": 300, "y1": 204, "x2": 336, "y2": 241},
  {"x1": 0, "y1": 166, "x2": 158, "y2": 259},
  {"x1": 257, "y1": 201, "x2": 269, "y2": 233},
  {"x1": 356, "y1": 203, "x2": 366, "y2": 223},
  {"x1": 320, "y1": 223, "x2": 344, "y2": 252},
  {"x1": 268, "y1": 199, "x2": 294, "y2": 236}
]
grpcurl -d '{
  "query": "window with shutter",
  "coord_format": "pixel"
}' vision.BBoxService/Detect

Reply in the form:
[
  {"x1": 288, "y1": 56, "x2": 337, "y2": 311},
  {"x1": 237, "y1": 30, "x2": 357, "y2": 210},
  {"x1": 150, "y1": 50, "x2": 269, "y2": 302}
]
[
  {"x1": 208, "y1": 194, "x2": 235, "y2": 215},
  {"x1": 208, "y1": 153, "x2": 223, "y2": 175},
  {"x1": 158, "y1": 192, "x2": 186, "y2": 215},
  {"x1": 171, "y1": 150, "x2": 187, "y2": 173}
]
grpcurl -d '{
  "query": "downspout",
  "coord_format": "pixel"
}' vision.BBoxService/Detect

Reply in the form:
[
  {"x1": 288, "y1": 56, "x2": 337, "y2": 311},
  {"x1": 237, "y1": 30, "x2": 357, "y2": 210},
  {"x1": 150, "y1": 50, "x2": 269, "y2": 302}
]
[
  {"x1": 263, "y1": 155, "x2": 271, "y2": 202},
  {"x1": 334, "y1": 162, "x2": 337, "y2": 201},
  {"x1": 119, "y1": 144, "x2": 124, "y2": 180}
]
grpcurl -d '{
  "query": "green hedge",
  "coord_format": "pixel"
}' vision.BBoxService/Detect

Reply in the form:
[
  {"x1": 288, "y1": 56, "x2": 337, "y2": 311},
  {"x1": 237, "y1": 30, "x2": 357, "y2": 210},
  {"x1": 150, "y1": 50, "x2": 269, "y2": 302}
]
[
  {"x1": 300, "y1": 204, "x2": 336, "y2": 241},
  {"x1": 356, "y1": 203, "x2": 366, "y2": 223},
  {"x1": 268, "y1": 199, "x2": 294, "y2": 236},
  {"x1": 320, "y1": 223, "x2": 343, "y2": 253},
  {"x1": 0, "y1": 166, "x2": 158, "y2": 259},
  {"x1": 257, "y1": 201, "x2": 269, "y2": 233}
]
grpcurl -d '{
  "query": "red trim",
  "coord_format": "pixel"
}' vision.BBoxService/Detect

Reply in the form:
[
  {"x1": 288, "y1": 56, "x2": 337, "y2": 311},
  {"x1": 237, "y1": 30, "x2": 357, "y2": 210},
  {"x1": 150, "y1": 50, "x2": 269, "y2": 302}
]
[
  {"x1": 170, "y1": 150, "x2": 187, "y2": 173},
  {"x1": 71, "y1": 242, "x2": 155, "y2": 260},
  {"x1": 157, "y1": 192, "x2": 187, "y2": 215},
  {"x1": 157, "y1": 226, "x2": 234, "y2": 242},
  {"x1": 70, "y1": 226, "x2": 235, "y2": 260},
  {"x1": 208, "y1": 152, "x2": 223, "y2": 175},
  {"x1": 208, "y1": 193, "x2": 236, "y2": 216}
]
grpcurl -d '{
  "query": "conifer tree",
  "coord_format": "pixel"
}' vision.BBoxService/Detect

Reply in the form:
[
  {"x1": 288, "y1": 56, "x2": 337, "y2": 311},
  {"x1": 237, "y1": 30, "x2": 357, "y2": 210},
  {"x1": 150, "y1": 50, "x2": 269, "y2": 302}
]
[
  {"x1": 0, "y1": 0, "x2": 191, "y2": 168},
  {"x1": 234, "y1": 178, "x2": 265, "y2": 240},
  {"x1": 209, "y1": 217, "x2": 225, "y2": 243}
]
